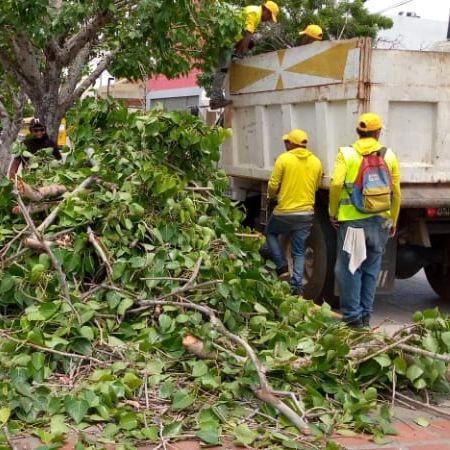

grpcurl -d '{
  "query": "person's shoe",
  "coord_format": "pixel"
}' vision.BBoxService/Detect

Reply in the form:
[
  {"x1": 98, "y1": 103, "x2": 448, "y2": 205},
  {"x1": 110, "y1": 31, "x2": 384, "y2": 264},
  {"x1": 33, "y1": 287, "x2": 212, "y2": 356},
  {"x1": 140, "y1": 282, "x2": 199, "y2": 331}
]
[
  {"x1": 361, "y1": 315, "x2": 371, "y2": 327},
  {"x1": 344, "y1": 318, "x2": 363, "y2": 329},
  {"x1": 291, "y1": 286, "x2": 303, "y2": 296},
  {"x1": 276, "y1": 265, "x2": 290, "y2": 280},
  {"x1": 209, "y1": 97, "x2": 232, "y2": 109}
]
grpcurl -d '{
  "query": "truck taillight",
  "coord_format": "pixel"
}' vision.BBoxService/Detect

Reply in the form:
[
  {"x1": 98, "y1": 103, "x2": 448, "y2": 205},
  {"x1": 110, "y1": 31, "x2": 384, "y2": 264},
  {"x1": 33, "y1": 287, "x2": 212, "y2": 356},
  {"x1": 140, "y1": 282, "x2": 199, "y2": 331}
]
[{"x1": 426, "y1": 208, "x2": 437, "y2": 218}]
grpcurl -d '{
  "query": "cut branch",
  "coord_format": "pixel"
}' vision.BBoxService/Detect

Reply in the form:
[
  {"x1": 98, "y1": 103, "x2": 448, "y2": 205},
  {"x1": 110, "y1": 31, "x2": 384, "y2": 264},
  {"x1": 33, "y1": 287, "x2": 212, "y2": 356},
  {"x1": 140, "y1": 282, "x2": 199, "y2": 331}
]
[
  {"x1": 126, "y1": 297, "x2": 309, "y2": 432},
  {"x1": 0, "y1": 330, "x2": 105, "y2": 366},
  {"x1": 87, "y1": 226, "x2": 113, "y2": 278},
  {"x1": 13, "y1": 186, "x2": 80, "y2": 323},
  {"x1": 397, "y1": 343, "x2": 450, "y2": 364}
]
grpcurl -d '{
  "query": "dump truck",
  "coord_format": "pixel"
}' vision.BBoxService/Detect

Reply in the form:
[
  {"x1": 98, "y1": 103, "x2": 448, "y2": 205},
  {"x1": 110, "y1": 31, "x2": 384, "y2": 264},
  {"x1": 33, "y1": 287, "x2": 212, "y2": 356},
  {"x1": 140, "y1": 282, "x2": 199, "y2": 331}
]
[{"x1": 221, "y1": 37, "x2": 450, "y2": 303}]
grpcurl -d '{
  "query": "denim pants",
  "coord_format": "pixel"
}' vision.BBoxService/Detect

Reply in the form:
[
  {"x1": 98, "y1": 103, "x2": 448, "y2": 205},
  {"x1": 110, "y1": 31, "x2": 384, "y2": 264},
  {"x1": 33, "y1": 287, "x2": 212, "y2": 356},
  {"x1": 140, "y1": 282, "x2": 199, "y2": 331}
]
[
  {"x1": 266, "y1": 214, "x2": 313, "y2": 290},
  {"x1": 335, "y1": 216, "x2": 390, "y2": 323},
  {"x1": 211, "y1": 48, "x2": 233, "y2": 100}
]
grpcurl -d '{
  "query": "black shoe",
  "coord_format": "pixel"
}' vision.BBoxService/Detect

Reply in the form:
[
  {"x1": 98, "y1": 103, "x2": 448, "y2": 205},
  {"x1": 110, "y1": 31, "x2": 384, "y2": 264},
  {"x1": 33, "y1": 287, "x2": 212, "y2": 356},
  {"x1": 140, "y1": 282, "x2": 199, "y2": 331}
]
[
  {"x1": 209, "y1": 98, "x2": 232, "y2": 109},
  {"x1": 276, "y1": 265, "x2": 289, "y2": 280},
  {"x1": 291, "y1": 287, "x2": 303, "y2": 296},
  {"x1": 344, "y1": 318, "x2": 363, "y2": 329},
  {"x1": 362, "y1": 315, "x2": 371, "y2": 327}
]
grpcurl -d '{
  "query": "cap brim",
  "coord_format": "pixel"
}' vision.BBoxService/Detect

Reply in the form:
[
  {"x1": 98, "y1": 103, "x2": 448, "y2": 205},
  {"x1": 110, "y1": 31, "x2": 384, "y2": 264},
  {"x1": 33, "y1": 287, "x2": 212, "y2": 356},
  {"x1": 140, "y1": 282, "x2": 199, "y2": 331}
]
[
  {"x1": 299, "y1": 31, "x2": 306, "y2": 35},
  {"x1": 282, "y1": 134, "x2": 289, "y2": 141}
]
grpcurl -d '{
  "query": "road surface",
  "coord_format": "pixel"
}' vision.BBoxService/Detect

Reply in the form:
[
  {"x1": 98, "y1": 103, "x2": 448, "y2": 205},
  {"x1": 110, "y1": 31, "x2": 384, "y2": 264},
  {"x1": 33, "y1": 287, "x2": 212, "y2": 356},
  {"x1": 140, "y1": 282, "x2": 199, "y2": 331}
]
[{"x1": 373, "y1": 270, "x2": 450, "y2": 334}]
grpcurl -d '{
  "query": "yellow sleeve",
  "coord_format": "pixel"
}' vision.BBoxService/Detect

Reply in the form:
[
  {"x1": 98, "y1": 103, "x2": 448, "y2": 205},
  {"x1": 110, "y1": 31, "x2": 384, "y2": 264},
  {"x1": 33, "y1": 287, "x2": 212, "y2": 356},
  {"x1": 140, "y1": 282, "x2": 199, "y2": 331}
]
[
  {"x1": 328, "y1": 150, "x2": 347, "y2": 218},
  {"x1": 268, "y1": 156, "x2": 284, "y2": 199},
  {"x1": 316, "y1": 160, "x2": 323, "y2": 192},
  {"x1": 390, "y1": 153, "x2": 401, "y2": 227},
  {"x1": 244, "y1": 10, "x2": 258, "y2": 33}
]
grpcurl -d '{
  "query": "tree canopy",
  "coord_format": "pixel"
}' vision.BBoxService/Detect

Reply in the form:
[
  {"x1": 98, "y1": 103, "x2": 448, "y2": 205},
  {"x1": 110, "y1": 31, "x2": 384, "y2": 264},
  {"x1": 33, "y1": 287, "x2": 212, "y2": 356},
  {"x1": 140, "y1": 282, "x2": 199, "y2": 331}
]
[{"x1": 0, "y1": 0, "x2": 242, "y2": 167}]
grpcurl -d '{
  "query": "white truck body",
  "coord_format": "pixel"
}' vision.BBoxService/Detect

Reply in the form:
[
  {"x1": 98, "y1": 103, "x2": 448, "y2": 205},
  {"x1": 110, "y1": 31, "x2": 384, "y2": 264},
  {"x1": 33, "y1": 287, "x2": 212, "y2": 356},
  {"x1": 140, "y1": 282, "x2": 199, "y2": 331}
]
[
  {"x1": 222, "y1": 38, "x2": 450, "y2": 205},
  {"x1": 221, "y1": 38, "x2": 450, "y2": 301}
]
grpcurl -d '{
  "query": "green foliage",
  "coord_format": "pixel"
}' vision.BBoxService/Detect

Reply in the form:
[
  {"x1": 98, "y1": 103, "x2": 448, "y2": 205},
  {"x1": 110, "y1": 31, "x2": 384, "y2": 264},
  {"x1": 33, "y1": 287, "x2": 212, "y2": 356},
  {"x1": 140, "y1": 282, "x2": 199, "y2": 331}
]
[{"x1": 0, "y1": 99, "x2": 449, "y2": 448}]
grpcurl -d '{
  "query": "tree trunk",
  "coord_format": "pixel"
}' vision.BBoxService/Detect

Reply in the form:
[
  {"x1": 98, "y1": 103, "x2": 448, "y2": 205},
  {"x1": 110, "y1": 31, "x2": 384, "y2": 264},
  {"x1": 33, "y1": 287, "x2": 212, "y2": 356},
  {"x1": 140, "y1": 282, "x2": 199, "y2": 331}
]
[{"x1": 0, "y1": 141, "x2": 12, "y2": 176}]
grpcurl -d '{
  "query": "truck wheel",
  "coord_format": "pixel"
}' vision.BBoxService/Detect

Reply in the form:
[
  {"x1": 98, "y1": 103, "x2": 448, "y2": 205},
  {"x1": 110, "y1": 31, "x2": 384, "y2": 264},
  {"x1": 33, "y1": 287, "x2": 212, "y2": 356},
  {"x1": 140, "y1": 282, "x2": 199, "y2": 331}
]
[
  {"x1": 303, "y1": 210, "x2": 338, "y2": 306},
  {"x1": 425, "y1": 263, "x2": 450, "y2": 301}
]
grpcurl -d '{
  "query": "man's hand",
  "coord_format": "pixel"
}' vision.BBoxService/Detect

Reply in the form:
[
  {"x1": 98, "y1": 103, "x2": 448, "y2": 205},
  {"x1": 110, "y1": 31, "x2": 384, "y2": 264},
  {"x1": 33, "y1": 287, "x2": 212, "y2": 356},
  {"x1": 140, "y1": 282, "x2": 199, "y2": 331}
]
[{"x1": 330, "y1": 217, "x2": 339, "y2": 229}]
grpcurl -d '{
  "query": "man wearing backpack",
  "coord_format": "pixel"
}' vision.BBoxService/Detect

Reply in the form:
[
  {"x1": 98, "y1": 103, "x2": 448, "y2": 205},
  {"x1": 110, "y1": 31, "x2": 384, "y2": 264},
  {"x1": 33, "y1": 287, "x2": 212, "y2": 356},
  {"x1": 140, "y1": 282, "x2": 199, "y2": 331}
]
[{"x1": 329, "y1": 113, "x2": 401, "y2": 328}]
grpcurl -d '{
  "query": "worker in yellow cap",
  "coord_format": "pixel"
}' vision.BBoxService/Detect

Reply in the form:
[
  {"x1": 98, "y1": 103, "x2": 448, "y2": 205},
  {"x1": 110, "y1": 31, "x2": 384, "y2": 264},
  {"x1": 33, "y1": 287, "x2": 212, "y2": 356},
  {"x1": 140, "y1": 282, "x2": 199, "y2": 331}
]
[
  {"x1": 297, "y1": 24, "x2": 323, "y2": 46},
  {"x1": 265, "y1": 129, "x2": 323, "y2": 296},
  {"x1": 210, "y1": 1, "x2": 279, "y2": 110},
  {"x1": 329, "y1": 112, "x2": 401, "y2": 328}
]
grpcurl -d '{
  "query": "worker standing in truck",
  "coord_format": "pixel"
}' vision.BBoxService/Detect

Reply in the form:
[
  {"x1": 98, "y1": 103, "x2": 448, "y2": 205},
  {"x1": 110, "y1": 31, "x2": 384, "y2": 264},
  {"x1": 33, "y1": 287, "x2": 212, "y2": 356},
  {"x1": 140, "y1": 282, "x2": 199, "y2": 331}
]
[
  {"x1": 329, "y1": 113, "x2": 401, "y2": 328},
  {"x1": 209, "y1": 1, "x2": 279, "y2": 110},
  {"x1": 266, "y1": 129, "x2": 323, "y2": 296},
  {"x1": 296, "y1": 24, "x2": 323, "y2": 46}
]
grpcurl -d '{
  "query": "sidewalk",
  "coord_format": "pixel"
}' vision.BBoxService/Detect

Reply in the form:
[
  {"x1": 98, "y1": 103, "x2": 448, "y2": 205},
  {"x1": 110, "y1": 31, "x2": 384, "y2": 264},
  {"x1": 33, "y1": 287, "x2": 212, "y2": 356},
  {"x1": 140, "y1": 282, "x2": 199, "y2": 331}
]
[{"x1": 333, "y1": 418, "x2": 450, "y2": 450}]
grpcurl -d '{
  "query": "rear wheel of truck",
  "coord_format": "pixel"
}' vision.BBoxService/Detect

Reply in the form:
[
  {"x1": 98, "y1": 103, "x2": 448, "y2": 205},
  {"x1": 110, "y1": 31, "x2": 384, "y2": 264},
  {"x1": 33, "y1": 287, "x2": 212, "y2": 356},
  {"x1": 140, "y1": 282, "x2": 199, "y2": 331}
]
[
  {"x1": 303, "y1": 209, "x2": 338, "y2": 306},
  {"x1": 425, "y1": 236, "x2": 450, "y2": 301}
]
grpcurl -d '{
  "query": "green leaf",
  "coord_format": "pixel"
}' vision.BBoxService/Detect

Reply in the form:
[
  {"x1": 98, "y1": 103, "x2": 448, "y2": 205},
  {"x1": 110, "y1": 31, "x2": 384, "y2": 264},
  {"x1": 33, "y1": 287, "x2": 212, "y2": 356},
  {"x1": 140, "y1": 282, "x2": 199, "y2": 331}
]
[
  {"x1": 233, "y1": 424, "x2": 258, "y2": 445},
  {"x1": 50, "y1": 415, "x2": 69, "y2": 435},
  {"x1": 414, "y1": 417, "x2": 430, "y2": 427},
  {"x1": 192, "y1": 361, "x2": 208, "y2": 378},
  {"x1": 123, "y1": 372, "x2": 142, "y2": 390},
  {"x1": 0, "y1": 407, "x2": 11, "y2": 424},
  {"x1": 406, "y1": 364, "x2": 424, "y2": 382},
  {"x1": 374, "y1": 353, "x2": 391, "y2": 368},
  {"x1": 117, "y1": 298, "x2": 134, "y2": 315},
  {"x1": 79, "y1": 326, "x2": 95, "y2": 341},
  {"x1": 441, "y1": 332, "x2": 450, "y2": 349},
  {"x1": 158, "y1": 314, "x2": 172, "y2": 332},
  {"x1": 119, "y1": 412, "x2": 138, "y2": 431},
  {"x1": 196, "y1": 421, "x2": 220, "y2": 445},
  {"x1": 64, "y1": 396, "x2": 89, "y2": 424},
  {"x1": 393, "y1": 356, "x2": 407, "y2": 375},
  {"x1": 171, "y1": 389, "x2": 194, "y2": 410}
]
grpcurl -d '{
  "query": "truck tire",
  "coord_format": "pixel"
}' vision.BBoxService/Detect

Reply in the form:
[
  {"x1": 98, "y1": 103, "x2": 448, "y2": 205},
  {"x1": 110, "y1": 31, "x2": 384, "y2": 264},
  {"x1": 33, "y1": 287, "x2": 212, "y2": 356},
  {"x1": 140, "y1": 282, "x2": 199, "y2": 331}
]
[
  {"x1": 424, "y1": 235, "x2": 450, "y2": 301},
  {"x1": 425, "y1": 263, "x2": 450, "y2": 301},
  {"x1": 303, "y1": 209, "x2": 338, "y2": 306}
]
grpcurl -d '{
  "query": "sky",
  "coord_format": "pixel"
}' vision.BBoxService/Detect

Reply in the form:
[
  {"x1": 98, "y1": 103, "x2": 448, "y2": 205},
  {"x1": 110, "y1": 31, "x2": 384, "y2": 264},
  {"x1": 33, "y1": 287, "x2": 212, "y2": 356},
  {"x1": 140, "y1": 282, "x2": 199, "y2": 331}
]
[{"x1": 365, "y1": 0, "x2": 450, "y2": 21}]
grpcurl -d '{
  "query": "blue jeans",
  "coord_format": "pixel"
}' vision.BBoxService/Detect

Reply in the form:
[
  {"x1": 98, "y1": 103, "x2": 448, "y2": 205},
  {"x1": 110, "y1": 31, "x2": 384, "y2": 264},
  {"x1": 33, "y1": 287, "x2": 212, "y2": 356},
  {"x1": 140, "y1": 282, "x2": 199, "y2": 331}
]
[
  {"x1": 335, "y1": 216, "x2": 390, "y2": 323},
  {"x1": 266, "y1": 214, "x2": 313, "y2": 290}
]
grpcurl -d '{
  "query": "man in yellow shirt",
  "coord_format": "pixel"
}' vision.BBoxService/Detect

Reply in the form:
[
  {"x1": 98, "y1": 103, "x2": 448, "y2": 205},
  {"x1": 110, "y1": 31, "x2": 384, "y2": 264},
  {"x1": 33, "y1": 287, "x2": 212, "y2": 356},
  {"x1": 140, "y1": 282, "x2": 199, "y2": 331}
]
[
  {"x1": 329, "y1": 113, "x2": 401, "y2": 328},
  {"x1": 266, "y1": 129, "x2": 323, "y2": 295},
  {"x1": 210, "y1": 1, "x2": 279, "y2": 109}
]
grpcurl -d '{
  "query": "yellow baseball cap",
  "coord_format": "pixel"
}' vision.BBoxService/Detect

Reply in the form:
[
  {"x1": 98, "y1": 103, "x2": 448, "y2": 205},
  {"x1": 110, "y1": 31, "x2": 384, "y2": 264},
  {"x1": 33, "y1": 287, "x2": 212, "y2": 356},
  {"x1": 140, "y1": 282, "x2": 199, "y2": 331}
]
[
  {"x1": 299, "y1": 24, "x2": 323, "y2": 41},
  {"x1": 264, "y1": 1, "x2": 279, "y2": 23},
  {"x1": 357, "y1": 112, "x2": 383, "y2": 131},
  {"x1": 282, "y1": 129, "x2": 308, "y2": 146}
]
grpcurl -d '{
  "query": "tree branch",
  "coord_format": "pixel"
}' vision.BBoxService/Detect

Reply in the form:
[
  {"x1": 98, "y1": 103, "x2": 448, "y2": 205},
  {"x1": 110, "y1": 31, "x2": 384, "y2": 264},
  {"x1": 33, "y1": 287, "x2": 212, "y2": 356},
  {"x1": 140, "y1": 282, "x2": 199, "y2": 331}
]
[
  {"x1": 13, "y1": 185, "x2": 81, "y2": 323},
  {"x1": 0, "y1": 330, "x2": 105, "y2": 366},
  {"x1": 127, "y1": 297, "x2": 309, "y2": 432},
  {"x1": 87, "y1": 226, "x2": 113, "y2": 278}
]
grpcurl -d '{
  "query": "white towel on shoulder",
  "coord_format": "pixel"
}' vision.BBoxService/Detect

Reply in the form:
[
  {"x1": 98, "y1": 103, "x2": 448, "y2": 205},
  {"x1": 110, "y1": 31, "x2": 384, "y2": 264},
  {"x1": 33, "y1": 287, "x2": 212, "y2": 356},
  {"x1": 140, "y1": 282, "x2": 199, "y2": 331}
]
[{"x1": 343, "y1": 227, "x2": 366, "y2": 274}]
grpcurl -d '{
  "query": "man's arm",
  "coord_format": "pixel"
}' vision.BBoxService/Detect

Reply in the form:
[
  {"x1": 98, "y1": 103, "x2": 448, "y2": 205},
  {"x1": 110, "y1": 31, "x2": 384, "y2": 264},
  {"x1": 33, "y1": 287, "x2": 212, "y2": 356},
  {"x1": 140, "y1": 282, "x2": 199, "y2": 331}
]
[
  {"x1": 328, "y1": 150, "x2": 346, "y2": 219},
  {"x1": 267, "y1": 156, "x2": 283, "y2": 199},
  {"x1": 234, "y1": 30, "x2": 254, "y2": 57}
]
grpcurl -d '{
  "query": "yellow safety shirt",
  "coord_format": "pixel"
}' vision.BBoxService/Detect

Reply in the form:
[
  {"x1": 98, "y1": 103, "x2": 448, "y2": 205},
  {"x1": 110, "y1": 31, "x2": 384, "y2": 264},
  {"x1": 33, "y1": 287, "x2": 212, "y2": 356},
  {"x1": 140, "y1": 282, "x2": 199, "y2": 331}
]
[{"x1": 268, "y1": 147, "x2": 323, "y2": 214}]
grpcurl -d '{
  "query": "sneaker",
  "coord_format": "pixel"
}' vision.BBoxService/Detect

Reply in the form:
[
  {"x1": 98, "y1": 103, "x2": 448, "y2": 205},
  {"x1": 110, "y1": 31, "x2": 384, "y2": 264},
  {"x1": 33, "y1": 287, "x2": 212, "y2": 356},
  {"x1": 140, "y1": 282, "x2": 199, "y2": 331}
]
[
  {"x1": 344, "y1": 318, "x2": 363, "y2": 329},
  {"x1": 361, "y1": 315, "x2": 371, "y2": 327},
  {"x1": 209, "y1": 98, "x2": 233, "y2": 110},
  {"x1": 291, "y1": 287, "x2": 303, "y2": 296},
  {"x1": 276, "y1": 265, "x2": 289, "y2": 280}
]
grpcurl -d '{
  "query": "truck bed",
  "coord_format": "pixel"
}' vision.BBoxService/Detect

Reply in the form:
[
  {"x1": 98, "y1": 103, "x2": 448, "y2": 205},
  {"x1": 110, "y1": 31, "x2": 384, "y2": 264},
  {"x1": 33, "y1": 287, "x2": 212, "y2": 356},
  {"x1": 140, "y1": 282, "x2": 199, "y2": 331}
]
[{"x1": 221, "y1": 38, "x2": 450, "y2": 204}]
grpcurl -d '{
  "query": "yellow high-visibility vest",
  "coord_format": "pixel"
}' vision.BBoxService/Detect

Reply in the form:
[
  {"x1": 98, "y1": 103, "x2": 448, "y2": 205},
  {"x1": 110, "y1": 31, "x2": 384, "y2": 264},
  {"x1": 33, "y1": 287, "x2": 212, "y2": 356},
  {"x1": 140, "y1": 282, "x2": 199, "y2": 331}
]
[{"x1": 337, "y1": 146, "x2": 397, "y2": 222}]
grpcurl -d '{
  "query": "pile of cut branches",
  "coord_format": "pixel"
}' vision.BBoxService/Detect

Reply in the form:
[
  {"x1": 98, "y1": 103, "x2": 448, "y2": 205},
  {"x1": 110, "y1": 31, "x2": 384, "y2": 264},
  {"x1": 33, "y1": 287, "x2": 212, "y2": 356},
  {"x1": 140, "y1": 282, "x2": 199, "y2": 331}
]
[{"x1": 0, "y1": 99, "x2": 450, "y2": 450}]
